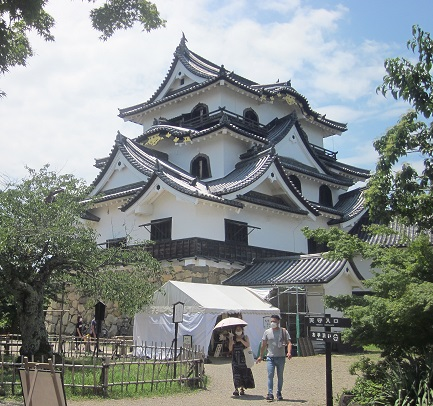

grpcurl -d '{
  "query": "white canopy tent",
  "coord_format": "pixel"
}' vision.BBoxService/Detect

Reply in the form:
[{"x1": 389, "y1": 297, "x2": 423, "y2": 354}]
[{"x1": 133, "y1": 281, "x2": 279, "y2": 357}]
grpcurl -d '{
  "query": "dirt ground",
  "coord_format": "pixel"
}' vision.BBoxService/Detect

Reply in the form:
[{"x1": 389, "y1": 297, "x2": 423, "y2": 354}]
[{"x1": 0, "y1": 352, "x2": 363, "y2": 406}]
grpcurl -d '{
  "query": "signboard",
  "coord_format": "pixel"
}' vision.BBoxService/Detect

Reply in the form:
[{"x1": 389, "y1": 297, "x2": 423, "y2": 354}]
[
  {"x1": 309, "y1": 331, "x2": 341, "y2": 343},
  {"x1": 172, "y1": 301, "x2": 184, "y2": 323},
  {"x1": 20, "y1": 358, "x2": 67, "y2": 406},
  {"x1": 305, "y1": 315, "x2": 351, "y2": 328},
  {"x1": 183, "y1": 335, "x2": 192, "y2": 348}
]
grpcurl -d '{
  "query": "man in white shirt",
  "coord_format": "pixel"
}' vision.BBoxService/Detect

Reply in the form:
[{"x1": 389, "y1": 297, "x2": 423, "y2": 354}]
[{"x1": 256, "y1": 314, "x2": 292, "y2": 401}]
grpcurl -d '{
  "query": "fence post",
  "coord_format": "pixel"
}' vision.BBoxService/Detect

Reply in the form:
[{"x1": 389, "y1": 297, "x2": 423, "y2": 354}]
[
  {"x1": 5, "y1": 336, "x2": 10, "y2": 356},
  {"x1": 101, "y1": 357, "x2": 110, "y2": 397}
]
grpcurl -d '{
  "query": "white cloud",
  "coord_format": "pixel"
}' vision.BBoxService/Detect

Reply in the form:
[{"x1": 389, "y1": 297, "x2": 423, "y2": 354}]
[{"x1": 0, "y1": 0, "x2": 425, "y2": 183}]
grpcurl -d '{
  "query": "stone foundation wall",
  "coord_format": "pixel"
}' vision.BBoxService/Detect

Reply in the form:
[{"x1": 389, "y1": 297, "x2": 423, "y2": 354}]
[
  {"x1": 45, "y1": 261, "x2": 240, "y2": 337},
  {"x1": 45, "y1": 285, "x2": 132, "y2": 338}
]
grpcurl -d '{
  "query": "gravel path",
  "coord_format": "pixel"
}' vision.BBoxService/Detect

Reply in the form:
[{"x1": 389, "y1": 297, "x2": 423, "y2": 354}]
[{"x1": 1, "y1": 354, "x2": 359, "y2": 406}]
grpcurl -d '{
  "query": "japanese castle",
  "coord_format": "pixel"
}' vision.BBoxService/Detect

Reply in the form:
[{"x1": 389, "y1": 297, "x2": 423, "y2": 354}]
[{"x1": 85, "y1": 35, "x2": 370, "y2": 339}]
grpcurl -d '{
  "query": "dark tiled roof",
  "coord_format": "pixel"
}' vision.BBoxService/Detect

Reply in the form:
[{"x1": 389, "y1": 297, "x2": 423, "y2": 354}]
[
  {"x1": 92, "y1": 131, "x2": 364, "y2": 223},
  {"x1": 351, "y1": 214, "x2": 433, "y2": 247},
  {"x1": 328, "y1": 188, "x2": 366, "y2": 225},
  {"x1": 293, "y1": 121, "x2": 335, "y2": 175},
  {"x1": 252, "y1": 83, "x2": 347, "y2": 132},
  {"x1": 204, "y1": 147, "x2": 319, "y2": 216},
  {"x1": 135, "y1": 116, "x2": 269, "y2": 145},
  {"x1": 205, "y1": 120, "x2": 269, "y2": 143},
  {"x1": 137, "y1": 125, "x2": 196, "y2": 142},
  {"x1": 118, "y1": 36, "x2": 347, "y2": 133},
  {"x1": 310, "y1": 202, "x2": 345, "y2": 216},
  {"x1": 323, "y1": 159, "x2": 371, "y2": 179},
  {"x1": 91, "y1": 133, "x2": 243, "y2": 210},
  {"x1": 237, "y1": 191, "x2": 309, "y2": 215},
  {"x1": 81, "y1": 210, "x2": 100, "y2": 222},
  {"x1": 91, "y1": 132, "x2": 164, "y2": 186},
  {"x1": 120, "y1": 172, "x2": 243, "y2": 212},
  {"x1": 223, "y1": 255, "x2": 362, "y2": 286},
  {"x1": 93, "y1": 182, "x2": 146, "y2": 204},
  {"x1": 207, "y1": 149, "x2": 276, "y2": 195},
  {"x1": 266, "y1": 112, "x2": 297, "y2": 145},
  {"x1": 279, "y1": 156, "x2": 354, "y2": 187}
]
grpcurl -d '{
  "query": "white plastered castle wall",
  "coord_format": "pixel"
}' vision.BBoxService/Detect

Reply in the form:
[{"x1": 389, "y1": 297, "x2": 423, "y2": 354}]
[
  {"x1": 89, "y1": 183, "x2": 336, "y2": 254},
  {"x1": 145, "y1": 133, "x2": 251, "y2": 181}
]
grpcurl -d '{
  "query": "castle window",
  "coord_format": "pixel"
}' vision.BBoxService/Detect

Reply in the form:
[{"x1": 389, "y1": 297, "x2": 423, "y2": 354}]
[
  {"x1": 191, "y1": 103, "x2": 209, "y2": 121},
  {"x1": 308, "y1": 238, "x2": 328, "y2": 254},
  {"x1": 150, "y1": 218, "x2": 172, "y2": 241},
  {"x1": 106, "y1": 237, "x2": 127, "y2": 248},
  {"x1": 225, "y1": 219, "x2": 248, "y2": 245},
  {"x1": 289, "y1": 175, "x2": 302, "y2": 194},
  {"x1": 319, "y1": 185, "x2": 333, "y2": 207},
  {"x1": 191, "y1": 154, "x2": 211, "y2": 179},
  {"x1": 243, "y1": 108, "x2": 259, "y2": 127}
]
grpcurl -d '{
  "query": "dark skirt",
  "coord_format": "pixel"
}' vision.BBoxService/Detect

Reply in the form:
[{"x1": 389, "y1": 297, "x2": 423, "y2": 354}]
[{"x1": 232, "y1": 341, "x2": 255, "y2": 389}]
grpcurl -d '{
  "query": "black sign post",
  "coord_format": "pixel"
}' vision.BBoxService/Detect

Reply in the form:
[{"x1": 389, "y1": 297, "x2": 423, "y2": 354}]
[
  {"x1": 94, "y1": 301, "x2": 106, "y2": 357},
  {"x1": 306, "y1": 315, "x2": 350, "y2": 406},
  {"x1": 325, "y1": 325, "x2": 332, "y2": 406},
  {"x1": 172, "y1": 301, "x2": 184, "y2": 378}
]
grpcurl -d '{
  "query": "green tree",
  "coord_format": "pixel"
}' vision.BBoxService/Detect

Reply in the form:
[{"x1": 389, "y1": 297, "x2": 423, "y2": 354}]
[
  {"x1": 302, "y1": 25, "x2": 433, "y2": 404},
  {"x1": 303, "y1": 226, "x2": 433, "y2": 356},
  {"x1": 0, "y1": 0, "x2": 165, "y2": 96},
  {"x1": 303, "y1": 226, "x2": 433, "y2": 404},
  {"x1": 366, "y1": 25, "x2": 433, "y2": 230},
  {"x1": 0, "y1": 166, "x2": 164, "y2": 357}
]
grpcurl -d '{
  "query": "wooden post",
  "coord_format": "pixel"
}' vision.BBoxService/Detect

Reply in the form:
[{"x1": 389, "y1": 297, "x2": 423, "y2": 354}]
[
  {"x1": 325, "y1": 326, "x2": 333, "y2": 406},
  {"x1": 101, "y1": 357, "x2": 110, "y2": 397},
  {"x1": 174, "y1": 322, "x2": 178, "y2": 378}
]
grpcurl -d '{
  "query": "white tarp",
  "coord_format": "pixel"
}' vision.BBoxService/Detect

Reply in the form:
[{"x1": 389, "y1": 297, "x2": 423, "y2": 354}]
[{"x1": 133, "y1": 281, "x2": 279, "y2": 357}]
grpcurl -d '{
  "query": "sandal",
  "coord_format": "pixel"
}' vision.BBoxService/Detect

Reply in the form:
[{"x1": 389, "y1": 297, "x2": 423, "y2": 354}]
[
  {"x1": 240, "y1": 389, "x2": 245, "y2": 395},
  {"x1": 233, "y1": 390, "x2": 239, "y2": 396}
]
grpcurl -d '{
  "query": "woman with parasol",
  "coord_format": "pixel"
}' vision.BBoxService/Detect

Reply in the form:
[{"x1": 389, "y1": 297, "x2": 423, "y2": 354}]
[{"x1": 215, "y1": 317, "x2": 255, "y2": 396}]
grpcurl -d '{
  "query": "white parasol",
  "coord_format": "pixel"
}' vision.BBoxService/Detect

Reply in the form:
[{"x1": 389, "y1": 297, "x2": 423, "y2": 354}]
[{"x1": 213, "y1": 317, "x2": 248, "y2": 330}]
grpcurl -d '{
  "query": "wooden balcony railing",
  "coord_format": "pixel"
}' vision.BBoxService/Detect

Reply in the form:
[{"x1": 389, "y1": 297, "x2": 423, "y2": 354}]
[
  {"x1": 136, "y1": 237, "x2": 293, "y2": 265},
  {"x1": 166, "y1": 108, "x2": 268, "y2": 137}
]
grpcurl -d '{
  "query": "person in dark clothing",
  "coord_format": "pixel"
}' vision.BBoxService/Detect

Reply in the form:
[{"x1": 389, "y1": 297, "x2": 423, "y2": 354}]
[
  {"x1": 74, "y1": 316, "x2": 84, "y2": 350},
  {"x1": 228, "y1": 325, "x2": 255, "y2": 396},
  {"x1": 90, "y1": 316, "x2": 97, "y2": 339}
]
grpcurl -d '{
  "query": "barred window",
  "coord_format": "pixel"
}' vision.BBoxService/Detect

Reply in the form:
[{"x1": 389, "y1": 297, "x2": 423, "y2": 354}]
[
  {"x1": 191, "y1": 154, "x2": 211, "y2": 179},
  {"x1": 225, "y1": 219, "x2": 248, "y2": 244},
  {"x1": 319, "y1": 185, "x2": 333, "y2": 207},
  {"x1": 191, "y1": 103, "x2": 208, "y2": 120},
  {"x1": 151, "y1": 218, "x2": 172, "y2": 241},
  {"x1": 243, "y1": 108, "x2": 259, "y2": 125}
]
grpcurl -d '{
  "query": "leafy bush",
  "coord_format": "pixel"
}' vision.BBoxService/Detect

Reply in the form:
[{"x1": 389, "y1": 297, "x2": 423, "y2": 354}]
[{"x1": 349, "y1": 351, "x2": 433, "y2": 405}]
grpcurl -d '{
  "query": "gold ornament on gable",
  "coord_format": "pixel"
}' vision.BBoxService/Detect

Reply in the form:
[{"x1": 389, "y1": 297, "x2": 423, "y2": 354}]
[{"x1": 145, "y1": 134, "x2": 164, "y2": 146}]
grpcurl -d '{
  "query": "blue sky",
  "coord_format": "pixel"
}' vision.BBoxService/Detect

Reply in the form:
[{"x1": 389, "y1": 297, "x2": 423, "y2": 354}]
[{"x1": 1, "y1": 0, "x2": 432, "y2": 184}]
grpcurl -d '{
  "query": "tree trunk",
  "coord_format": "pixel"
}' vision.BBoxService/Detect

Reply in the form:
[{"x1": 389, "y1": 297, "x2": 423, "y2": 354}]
[{"x1": 16, "y1": 283, "x2": 52, "y2": 358}]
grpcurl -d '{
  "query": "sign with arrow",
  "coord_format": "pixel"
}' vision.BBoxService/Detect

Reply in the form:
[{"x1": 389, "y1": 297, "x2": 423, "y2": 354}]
[{"x1": 309, "y1": 331, "x2": 341, "y2": 343}]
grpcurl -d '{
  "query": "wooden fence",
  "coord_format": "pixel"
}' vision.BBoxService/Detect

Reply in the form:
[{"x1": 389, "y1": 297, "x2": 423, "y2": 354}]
[{"x1": 0, "y1": 335, "x2": 205, "y2": 398}]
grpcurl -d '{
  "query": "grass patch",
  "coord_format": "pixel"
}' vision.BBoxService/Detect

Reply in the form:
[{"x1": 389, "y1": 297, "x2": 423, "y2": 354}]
[{"x1": 1, "y1": 355, "x2": 204, "y2": 402}]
